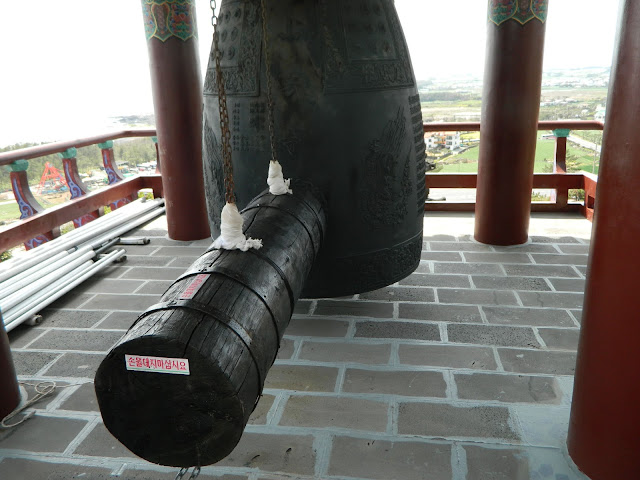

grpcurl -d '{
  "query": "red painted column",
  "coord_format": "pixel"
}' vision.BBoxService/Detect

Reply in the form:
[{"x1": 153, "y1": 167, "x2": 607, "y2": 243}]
[
  {"x1": 142, "y1": 0, "x2": 210, "y2": 240},
  {"x1": 568, "y1": 1, "x2": 640, "y2": 478},
  {"x1": 0, "y1": 313, "x2": 20, "y2": 421},
  {"x1": 475, "y1": 1, "x2": 548, "y2": 245}
]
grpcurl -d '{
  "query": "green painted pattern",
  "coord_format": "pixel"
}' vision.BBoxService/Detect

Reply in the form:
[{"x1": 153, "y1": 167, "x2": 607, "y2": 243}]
[
  {"x1": 552, "y1": 129, "x2": 571, "y2": 138},
  {"x1": 489, "y1": 0, "x2": 516, "y2": 25},
  {"x1": 489, "y1": 0, "x2": 548, "y2": 26},
  {"x1": 58, "y1": 148, "x2": 77, "y2": 159},
  {"x1": 9, "y1": 160, "x2": 29, "y2": 172},
  {"x1": 142, "y1": 0, "x2": 197, "y2": 42},
  {"x1": 97, "y1": 141, "x2": 114, "y2": 149}
]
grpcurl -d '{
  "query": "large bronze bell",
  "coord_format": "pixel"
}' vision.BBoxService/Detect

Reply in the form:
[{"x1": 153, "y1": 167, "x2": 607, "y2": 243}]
[
  {"x1": 95, "y1": 0, "x2": 427, "y2": 467},
  {"x1": 203, "y1": 0, "x2": 426, "y2": 297}
]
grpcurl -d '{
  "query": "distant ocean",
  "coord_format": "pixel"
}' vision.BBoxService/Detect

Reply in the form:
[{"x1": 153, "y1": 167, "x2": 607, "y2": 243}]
[{"x1": 0, "y1": 110, "x2": 155, "y2": 148}]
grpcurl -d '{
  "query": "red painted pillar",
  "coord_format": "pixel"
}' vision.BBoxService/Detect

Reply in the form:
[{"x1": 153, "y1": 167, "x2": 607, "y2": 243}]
[
  {"x1": 0, "y1": 313, "x2": 20, "y2": 421},
  {"x1": 142, "y1": 0, "x2": 210, "y2": 240},
  {"x1": 475, "y1": 1, "x2": 548, "y2": 245},
  {"x1": 568, "y1": 1, "x2": 640, "y2": 478}
]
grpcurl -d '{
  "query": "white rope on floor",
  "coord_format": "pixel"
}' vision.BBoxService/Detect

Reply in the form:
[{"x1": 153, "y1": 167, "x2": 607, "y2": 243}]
[{"x1": 1, "y1": 381, "x2": 83, "y2": 428}]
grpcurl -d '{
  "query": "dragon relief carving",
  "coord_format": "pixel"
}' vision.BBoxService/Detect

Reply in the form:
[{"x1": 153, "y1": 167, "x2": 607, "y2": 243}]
[{"x1": 361, "y1": 107, "x2": 413, "y2": 229}]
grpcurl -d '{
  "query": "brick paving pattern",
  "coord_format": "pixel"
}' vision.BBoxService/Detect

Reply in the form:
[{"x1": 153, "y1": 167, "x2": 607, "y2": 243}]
[{"x1": 0, "y1": 215, "x2": 591, "y2": 479}]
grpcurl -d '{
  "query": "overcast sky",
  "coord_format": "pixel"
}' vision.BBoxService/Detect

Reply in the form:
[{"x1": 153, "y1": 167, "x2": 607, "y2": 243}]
[{"x1": 0, "y1": 0, "x2": 620, "y2": 146}]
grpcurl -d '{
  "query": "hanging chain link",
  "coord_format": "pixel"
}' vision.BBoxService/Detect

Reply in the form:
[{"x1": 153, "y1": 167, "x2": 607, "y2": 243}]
[
  {"x1": 260, "y1": 0, "x2": 278, "y2": 164},
  {"x1": 174, "y1": 466, "x2": 201, "y2": 480},
  {"x1": 211, "y1": 0, "x2": 236, "y2": 204},
  {"x1": 175, "y1": 467, "x2": 188, "y2": 480}
]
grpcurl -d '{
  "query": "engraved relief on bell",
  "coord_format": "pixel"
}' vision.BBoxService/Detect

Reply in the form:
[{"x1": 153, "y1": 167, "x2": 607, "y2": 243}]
[{"x1": 203, "y1": 0, "x2": 426, "y2": 297}]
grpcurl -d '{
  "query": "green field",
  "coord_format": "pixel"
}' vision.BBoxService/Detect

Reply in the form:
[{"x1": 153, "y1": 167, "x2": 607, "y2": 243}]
[
  {"x1": 0, "y1": 191, "x2": 70, "y2": 224},
  {"x1": 460, "y1": 132, "x2": 480, "y2": 141},
  {"x1": 0, "y1": 202, "x2": 20, "y2": 223},
  {"x1": 438, "y1": 138, "x2": 600, "y2": 174}
]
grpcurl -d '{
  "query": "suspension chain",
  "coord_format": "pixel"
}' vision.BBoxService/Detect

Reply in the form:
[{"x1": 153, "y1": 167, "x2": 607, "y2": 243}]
[
  {"x1": 175, "y1": 466, "x2": 201, "y2": 480},
  {"x1": 211, "y1": 0, "x2": 236, "y2": 204},
  {"x1": 260, "y1": 0, "x2": 278, "y2": 163}
]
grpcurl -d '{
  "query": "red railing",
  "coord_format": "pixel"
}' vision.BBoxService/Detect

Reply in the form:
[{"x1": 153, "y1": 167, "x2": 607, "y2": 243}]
[
  {"x1": 0, "y1": 121, "x2": 602, "y2": 253},
  {"x1": 0, "y1": 131, "x2": 162, "y2": 252},
  {"x1": 0, "y1": 130, "x2": 156, "y2": 165},
  {"x1": 422, "y1": 120, "x2": 604, "y2": 133},
  {"x1": 424, "y1": 120, "x2": 603, "y2": 220}
]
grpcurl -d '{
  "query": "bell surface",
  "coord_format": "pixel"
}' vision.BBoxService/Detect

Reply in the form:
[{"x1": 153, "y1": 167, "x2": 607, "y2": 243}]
[{"x1": 203, "y1": 0, "x2": 426, "y2": 298}]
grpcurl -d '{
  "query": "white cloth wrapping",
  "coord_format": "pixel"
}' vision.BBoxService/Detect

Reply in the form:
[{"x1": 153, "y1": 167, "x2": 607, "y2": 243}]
[
  {"x1": 267, "y1": 160, "x2": 292, "y2": 195},
  {"x1": 212, "y1": 202, "x2": 263, "y2": 251}
]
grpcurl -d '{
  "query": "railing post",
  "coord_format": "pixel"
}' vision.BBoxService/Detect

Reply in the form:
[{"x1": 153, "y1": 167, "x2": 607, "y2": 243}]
[
  {"x1": 98, "y1": 141, "x2": 137, "y2": 210},
  {"x1": 9, "y1": 160, "x2": 59, "y2": 250},
  {"x1": 475, "y1": 1, "x2": 548, "y2": 245},
  {"x1": 582, "y1": 173, "x2": 597, "y2": 221},
  {"x1": 59, "y1": 148, "x2": 102, "y2": 228},
  {"x1": 551, "y1": 128, "x2": 570, "y2": 207},
  {"x1": 152, "y1": 136, "x2": 161, "y2": 173},
  {"x1": 0, "y1": 311, "x2": 20, "y2": 421},
  {"x1": 98, "y1": 141, "x2": 124, "y2": 183},
  {"x1": 568, "y1": 1, "x2": 640, "y2": 477}
]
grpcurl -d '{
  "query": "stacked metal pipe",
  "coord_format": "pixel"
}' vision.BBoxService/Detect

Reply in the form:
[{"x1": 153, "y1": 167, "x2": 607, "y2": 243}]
[{"x1": 0, "y1": 198, "x2": 166, "y2": 332}]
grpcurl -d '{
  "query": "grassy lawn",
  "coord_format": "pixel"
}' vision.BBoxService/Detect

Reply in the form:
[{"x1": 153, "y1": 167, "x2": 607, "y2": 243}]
[
  {"x1": 534, "y1": 139, "x2": 555, "y2": 171},
  {"x1": 0, "y1": 202, "x2": 20, "y2": 223},
  {"x1": 437, "y1": 137, "x2": 600, "y2": 174},
  {"x1": 460, "y1": 132, "x2": 480, "y2": 141},
  {"x1": 570, "y1": 147, "x2": 600, "y2": 174},
  {"x1": 439, "y1": 161, "x2": 479, "y2": 173},
  {"x1": 453, "y1": 147, "x2": 481, "y2": 161},
  {"x1": 0, "y1": 192, "x2": 69, "y2": 224}
]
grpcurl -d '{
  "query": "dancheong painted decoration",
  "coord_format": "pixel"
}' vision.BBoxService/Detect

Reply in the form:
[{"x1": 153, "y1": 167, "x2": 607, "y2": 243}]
[
  {"x1": 489, "y1": 0, "x2": 548, "y2": 26},
  {"x1": 142, "y1": 0, "x2": 197, "y2": 42}
]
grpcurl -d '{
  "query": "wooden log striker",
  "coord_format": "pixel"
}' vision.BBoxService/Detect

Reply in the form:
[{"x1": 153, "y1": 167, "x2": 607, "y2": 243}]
[{"x1": 94, "y1": 181, "x2": 326, "y2": 467}]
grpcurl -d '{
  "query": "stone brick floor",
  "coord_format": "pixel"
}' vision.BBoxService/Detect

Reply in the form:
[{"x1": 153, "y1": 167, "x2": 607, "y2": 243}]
[{"x1": 0, "y1": 213, "x2": 592, "y2": 479}]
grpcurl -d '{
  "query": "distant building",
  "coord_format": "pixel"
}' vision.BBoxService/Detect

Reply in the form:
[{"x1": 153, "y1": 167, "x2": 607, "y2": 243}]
[
  {"x1": 595, "y1": 105, "x2": 606, "y2": 121},
  {"x1": 445, "y1": 133, "x2": 462, "y2": 150},
  {"x1": 424, "y1": 131, "x2": 461, "y2": 151},
  {"x1": 424, "y1": 133, "x2": 439, "y2": 150}
]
